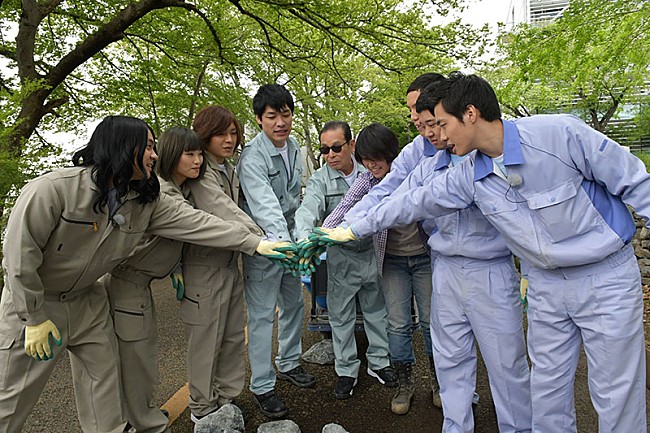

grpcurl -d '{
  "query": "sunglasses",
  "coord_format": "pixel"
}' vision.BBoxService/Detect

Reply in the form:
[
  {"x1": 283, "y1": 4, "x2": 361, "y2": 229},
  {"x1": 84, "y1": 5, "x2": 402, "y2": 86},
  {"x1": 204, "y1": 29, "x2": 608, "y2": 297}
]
[{"x1": 320, "y1": 141, "x2": 349, "y2": 155}]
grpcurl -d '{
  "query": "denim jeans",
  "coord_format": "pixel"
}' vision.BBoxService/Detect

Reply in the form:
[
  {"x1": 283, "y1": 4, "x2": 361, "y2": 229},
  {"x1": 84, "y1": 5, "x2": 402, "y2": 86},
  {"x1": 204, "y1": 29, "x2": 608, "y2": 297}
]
[{"x1": 381, "y1": 252, "x2": 433, "y2": 363}]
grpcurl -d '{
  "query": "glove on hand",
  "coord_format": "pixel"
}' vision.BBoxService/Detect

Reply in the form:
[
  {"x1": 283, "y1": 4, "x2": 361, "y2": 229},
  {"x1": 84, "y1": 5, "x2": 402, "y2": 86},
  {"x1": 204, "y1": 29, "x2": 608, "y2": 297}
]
[
  {"x1": 312, "y1": 227, "x2": 357, "y2": 245},
  {"x1": 24, "y1": 319, "x2": 62, "y2": 361},
  {"x1": 519, "y1": 277, "x2": 529, "y2": 312},
  {"x1": 170, "y1": 269, "x2": 184, "y2": 301}
]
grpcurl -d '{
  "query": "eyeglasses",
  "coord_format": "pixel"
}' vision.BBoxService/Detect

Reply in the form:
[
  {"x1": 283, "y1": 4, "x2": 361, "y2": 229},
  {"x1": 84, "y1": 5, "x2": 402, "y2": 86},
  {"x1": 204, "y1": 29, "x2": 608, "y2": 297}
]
[{"x1": 320, "y1": 141, "x2": 349, "y2": 155}]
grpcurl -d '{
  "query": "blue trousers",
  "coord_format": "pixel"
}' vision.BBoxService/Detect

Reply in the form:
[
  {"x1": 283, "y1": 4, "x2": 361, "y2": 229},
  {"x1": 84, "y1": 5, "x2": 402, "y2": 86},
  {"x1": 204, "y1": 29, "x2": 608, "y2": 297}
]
[
  {"x1": 431, "y1": 255, "x2": 531, "y2": 433},
  {"x1": 528, "y1": 244, "x2": 646, "y2": 433},
  {"x1": 382, "y1": 252, "x2": 433, "y2": 362},
  {"x1": 242, "y1": 255, "x2": 303, "y2": 394}
]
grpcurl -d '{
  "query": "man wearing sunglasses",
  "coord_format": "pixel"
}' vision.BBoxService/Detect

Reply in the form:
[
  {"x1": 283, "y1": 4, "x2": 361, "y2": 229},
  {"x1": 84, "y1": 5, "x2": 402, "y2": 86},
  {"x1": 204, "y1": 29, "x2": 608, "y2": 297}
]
[{"x1": 295, "y1": 121, "x2": 395, "y2": 400}]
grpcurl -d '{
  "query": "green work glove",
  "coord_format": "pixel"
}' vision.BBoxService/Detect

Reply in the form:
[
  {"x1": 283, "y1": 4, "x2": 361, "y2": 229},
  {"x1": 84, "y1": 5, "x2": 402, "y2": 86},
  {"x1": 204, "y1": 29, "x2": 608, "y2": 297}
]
[
  {"x1": 170, "y1": 269, "x2": 184, "y2": 301},
  {"x1": 312, "y1": 226, "x2": 357, "y2": 245},
  {"x1": 296, "y1": 238, "x2": 316, "y2": 258},
  {"x1": 24, "y1": 319, "x2": 62, "y2": 361},
  {"x1": 520, "y1": 276, "x2": 529, "y2": 312},
  {"x1": 272, "y1": 255, "x2": 300, "y2": 276}
]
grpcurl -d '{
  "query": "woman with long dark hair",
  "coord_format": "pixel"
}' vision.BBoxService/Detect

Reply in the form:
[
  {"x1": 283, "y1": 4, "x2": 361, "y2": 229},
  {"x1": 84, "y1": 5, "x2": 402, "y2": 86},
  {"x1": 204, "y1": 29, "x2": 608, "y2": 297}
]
[{"x1": 0, "y1": 116, "x2": 290, "y2": 433}]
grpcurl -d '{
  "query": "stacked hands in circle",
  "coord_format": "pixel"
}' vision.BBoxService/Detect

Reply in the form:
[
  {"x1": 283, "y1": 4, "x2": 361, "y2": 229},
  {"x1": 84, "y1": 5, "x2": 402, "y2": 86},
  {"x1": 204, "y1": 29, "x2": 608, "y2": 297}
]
[{"x1": 258, "y1": 227, "x2": 358, "y2": 276}]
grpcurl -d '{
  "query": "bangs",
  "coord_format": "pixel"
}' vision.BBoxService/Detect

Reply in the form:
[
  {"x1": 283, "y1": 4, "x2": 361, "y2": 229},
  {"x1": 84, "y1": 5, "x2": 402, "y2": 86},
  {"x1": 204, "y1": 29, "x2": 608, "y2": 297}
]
[{"x1": 182, "y1": 133, "x2": 203, "y2": 152}]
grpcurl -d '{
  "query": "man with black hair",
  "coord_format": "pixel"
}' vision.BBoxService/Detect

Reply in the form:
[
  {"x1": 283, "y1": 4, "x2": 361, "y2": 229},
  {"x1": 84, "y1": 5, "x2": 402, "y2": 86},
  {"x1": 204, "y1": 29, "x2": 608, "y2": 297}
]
[
  {"x1": 327, "y1": 72, "x2": 650, "y2": 432},
  {"x1": 374, "y1": 88, "x2": 531, "y2": 432},
  {"x1": 238, "y1": 84, "x2": 316, "y2": 419}
]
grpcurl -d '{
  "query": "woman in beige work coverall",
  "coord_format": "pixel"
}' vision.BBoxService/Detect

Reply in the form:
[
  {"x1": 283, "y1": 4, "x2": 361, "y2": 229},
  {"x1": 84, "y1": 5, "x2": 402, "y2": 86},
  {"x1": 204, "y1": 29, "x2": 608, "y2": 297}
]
[
  {"x1": 0, "y1": 116, "x2": 289, "y2": 433},
  {"x1": 182, "y1": 105, "x2": 263, "y2": 422},
  {"x1": 105, "y1": 127, "x2": 207, "y2": 433}
]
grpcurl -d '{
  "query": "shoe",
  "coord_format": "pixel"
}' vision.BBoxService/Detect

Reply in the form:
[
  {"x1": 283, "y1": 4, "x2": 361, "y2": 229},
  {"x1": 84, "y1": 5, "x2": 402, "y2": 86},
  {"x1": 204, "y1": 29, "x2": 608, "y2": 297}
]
[
  {"x1": 190, "y1": 407, "x2": 217, "y2": 424},
  {"x1": 277, "y1": 365, "x2": 316, "y2": 388},
  {"x1": 367, "y1": 365, "x2": 398, "y2": 387},
  {"x1": 391, "y1": 362, "x2": 415, "y2": 415},
  {"x1": 334, "y1": 376, "x2": 357, "y2": 400},
  {"x1": 124, "y1": 409, "x2": 170, "y2": 431},
  {"x1": 253, "y1": 390, "x2": 288, "y2": 419},
  {"x1": 429, "y1": 355, "x2": 442, "y2": 409}
]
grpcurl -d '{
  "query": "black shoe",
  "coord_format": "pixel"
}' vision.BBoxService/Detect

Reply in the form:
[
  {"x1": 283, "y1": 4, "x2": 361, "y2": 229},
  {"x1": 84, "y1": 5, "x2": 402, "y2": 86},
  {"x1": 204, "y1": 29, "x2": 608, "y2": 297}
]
[
  {"x1": 367, "y1": 366, "x2": 398, "y2": 387},
  {"x1": 253, "y1": 390, "x2": 288, "y2": 419},
  {"x1": 334, "y1": 376, "x2": 357, "y2": 400},
  {"x1": 277, "y1": 365, "x2": 316, "y2": 388}
]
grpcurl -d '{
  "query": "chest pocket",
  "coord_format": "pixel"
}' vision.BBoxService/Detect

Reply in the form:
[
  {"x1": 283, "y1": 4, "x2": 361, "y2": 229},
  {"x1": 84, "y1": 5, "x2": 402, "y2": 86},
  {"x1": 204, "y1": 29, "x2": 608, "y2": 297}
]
[
  {"x1": 464, "y1": 205, "x2": 494, "y2": 234},
  {"x1": 477, "y1": 196, "x2": 518, "y2": 237},
  {"x1": 108, "y1": 205, "x2": 149, "y2": 262},
  {"x1": 526, "y1": 180, "x2": 594, "y2": 243},
  {"x1": 324, "y1": 192, "x2": 344, "y2": 215},
  {"x1": 268, "y1": 170, "x2": 285, "y2": 202},
  {"x1": 48, "y1": 213, "x2": 99, "y2": 259}
]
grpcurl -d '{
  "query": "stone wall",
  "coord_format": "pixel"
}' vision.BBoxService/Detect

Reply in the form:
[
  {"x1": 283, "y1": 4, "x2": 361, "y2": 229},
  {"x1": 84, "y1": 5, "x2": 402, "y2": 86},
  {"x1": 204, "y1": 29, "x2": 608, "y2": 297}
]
[{"x1": 633, "y1": 213, "x2": 650, "y2": 286}]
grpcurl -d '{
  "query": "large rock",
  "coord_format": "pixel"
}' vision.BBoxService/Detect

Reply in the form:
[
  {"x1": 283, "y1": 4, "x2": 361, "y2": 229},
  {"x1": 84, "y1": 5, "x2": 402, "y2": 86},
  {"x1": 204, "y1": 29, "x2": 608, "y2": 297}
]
[
  {"x1": 194, "y1": 404, "x2": 244, "y2": 433},
  {"x1": 302, "y1": 338, "x2": 335, "y2": 365},
  {"x1": 322, "y1": 424, "x2": 349, "y2": 433},
  {"x1": 257, "y1": 420, "x2": 301, "y2": 433}
]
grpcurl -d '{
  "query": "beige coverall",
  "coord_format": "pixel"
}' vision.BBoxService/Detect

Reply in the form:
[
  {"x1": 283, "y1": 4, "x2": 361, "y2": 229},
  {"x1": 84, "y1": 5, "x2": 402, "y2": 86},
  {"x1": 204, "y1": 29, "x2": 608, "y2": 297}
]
[
  {"x1": 182, "y1": 154, "x2": 263, "y2": 418},
  {"x1": 105, "y1": 179, "x2": 189, "y2": 433},
  {"x1": 0, "y1": 167, "x2": 260, "y2": 433}
]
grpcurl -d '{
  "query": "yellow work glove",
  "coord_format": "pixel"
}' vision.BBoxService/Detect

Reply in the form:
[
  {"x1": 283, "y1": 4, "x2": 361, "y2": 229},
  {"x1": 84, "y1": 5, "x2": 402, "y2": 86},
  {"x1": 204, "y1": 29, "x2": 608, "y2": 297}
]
[
  {"x1": 312, "y1": 227, "x2": 357, "y2": 245},
  {"x1": 520, "y1": 277, "x2": 529, "y2": 312},
  {"x1": 24, "y1": 319, "x2": 62, "y2": 361},
  {"x1": 256, "y1": 240, "x2": 296, "y2": 260}
]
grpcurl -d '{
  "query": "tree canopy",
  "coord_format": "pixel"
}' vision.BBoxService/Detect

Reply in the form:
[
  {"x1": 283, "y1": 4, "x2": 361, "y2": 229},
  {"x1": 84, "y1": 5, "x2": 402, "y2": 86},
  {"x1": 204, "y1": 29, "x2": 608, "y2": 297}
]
[
  {"x1": 0, "y1": 0, "x2": 483, "y2": 206},
  {"x1": 482, "y1": 0, "x2": 649, "y2": 135}
]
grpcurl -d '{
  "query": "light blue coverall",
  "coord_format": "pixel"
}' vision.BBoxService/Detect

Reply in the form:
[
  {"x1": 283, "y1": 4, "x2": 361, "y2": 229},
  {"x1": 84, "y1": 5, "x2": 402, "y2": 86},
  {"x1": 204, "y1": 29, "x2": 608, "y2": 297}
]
[
  {"x1": 352, "y1": 115, "x2": 649, "y2": 433},
  {"x1": 393, "y1": 149, "x2": 531, "y2": 433},
  {"x1": 238, "y1": 131, "x2": 303, "y2": 395},
  {"x1": 294, "y1": 162, "x2": 390, "y2": 379}
]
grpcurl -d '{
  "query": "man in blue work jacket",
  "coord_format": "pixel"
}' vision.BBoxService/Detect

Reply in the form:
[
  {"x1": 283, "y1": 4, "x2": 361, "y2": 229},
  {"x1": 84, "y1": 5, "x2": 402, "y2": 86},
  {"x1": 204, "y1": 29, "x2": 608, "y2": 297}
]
[
  {"x1": 238, "y1": 84, "x2": 316, "y2": 419},
  {"x1": 323, "y1": 72, "x2": 649, "y2": 432}
]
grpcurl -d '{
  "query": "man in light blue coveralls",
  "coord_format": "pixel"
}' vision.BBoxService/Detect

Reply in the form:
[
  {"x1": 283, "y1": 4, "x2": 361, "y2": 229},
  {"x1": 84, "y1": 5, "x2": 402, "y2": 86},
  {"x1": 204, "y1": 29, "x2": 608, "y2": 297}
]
[
  {"x1": 322, "y1": 72, "x2": 649, "y2": 432},
  {"x1": 294, "y1": 121, "x2": 394, "y2": 400},
  {"x1": 238, "y1": 84, "x2": 316, "y2": 419},
  {"x1": 382, "y1": 88, "x2": 531, "y2": 432}
]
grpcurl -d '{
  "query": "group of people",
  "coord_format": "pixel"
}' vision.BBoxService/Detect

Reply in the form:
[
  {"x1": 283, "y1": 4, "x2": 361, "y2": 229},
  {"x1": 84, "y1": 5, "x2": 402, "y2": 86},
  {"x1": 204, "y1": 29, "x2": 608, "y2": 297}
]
[{"x1": 0, "y1": 69, "x2": 648, "y2": 433}]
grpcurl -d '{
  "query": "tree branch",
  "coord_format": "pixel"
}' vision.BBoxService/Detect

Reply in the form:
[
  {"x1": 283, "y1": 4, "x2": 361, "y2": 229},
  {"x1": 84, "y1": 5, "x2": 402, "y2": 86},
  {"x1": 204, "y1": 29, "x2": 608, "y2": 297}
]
[
  {"x1": 171, "y1": 2, "x2": 225, "y2": 64},
  {"x1": 45, "y1": 0, "x2": 194, "y2": 92}
]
